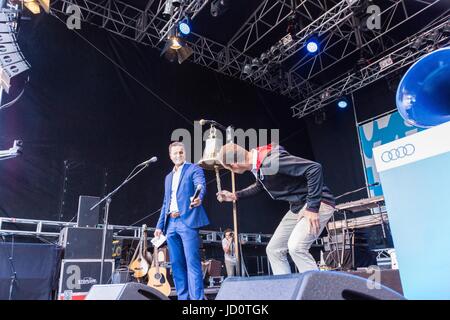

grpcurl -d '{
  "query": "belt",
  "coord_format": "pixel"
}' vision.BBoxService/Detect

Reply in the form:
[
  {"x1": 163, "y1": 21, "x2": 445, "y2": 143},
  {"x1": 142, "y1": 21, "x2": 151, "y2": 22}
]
[{"x1": 169, "y1": 212, "x2": 180, "y2": 218}]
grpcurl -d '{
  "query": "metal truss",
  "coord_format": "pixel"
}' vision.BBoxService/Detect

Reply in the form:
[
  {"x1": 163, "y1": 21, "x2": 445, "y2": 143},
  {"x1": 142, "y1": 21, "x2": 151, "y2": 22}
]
[
  {"x1": 0, "y1": 216, "x2": 272, "y2": 244},
  {"x1": 224, "y1": 0, "x2": 338, "y2": 62},
  {"x1": 50, "y1": 0, "x2": 300, "y2": 98},
  {"x1": 282, "y1": 0, "x2": 442, "y2": 96},
  {"x1": 49, "y1": 1, "x2": 447, "y2": 111},
  {"x1": 251, "y1": 0, "x2": 441, "y2": 89},
  {"x1": 291, "y1": 18, "x2": 450, "y2": 119}
]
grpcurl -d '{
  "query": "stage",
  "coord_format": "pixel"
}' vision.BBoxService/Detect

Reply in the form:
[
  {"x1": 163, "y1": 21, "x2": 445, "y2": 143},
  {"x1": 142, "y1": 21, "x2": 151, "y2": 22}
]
[{"x1": 0, "y1": 0, "x2": 449, "y2": 302}]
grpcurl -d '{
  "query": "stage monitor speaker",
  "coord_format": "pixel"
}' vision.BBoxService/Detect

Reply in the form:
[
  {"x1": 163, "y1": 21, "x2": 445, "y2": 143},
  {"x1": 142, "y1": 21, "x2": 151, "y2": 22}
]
[
  {"x1": 77, "y1": 195, "x2": 100, "y2": 228},
  {"x1": 215, "y1": 271, "x2": 405, "y2": 300},
  {"x1": 59, "y1": 227, "x2": 113, "y2": 259},
  {"x1": 85, "y1": 283, "x2": 170, "y2": 300}
]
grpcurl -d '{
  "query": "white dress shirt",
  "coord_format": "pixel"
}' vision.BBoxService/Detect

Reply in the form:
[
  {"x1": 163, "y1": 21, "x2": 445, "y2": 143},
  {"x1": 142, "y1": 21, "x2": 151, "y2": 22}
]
[{"x1": 169, "y1": 162, "x2": 185, "y2": 213}]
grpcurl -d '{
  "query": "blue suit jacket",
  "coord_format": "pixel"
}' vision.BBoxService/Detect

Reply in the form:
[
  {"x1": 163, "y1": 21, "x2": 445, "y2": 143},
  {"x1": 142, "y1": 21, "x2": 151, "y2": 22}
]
[{"x1": 156, "y1": 162, "x2": 209, "y2": 232}]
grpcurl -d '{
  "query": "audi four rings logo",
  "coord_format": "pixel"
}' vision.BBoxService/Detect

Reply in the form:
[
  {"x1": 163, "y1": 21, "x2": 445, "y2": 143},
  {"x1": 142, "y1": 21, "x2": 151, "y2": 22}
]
[{"x1": 381, "y1": 144, "x2": 415, "y2": 162}]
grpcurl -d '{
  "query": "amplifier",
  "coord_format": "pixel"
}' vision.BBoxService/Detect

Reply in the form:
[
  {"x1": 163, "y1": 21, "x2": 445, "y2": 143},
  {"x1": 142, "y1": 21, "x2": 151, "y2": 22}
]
[
  {"x1": 58, "y1": 259, "x2": 115, "y2": 300},
  {"x1": 59, "y1": 227, "x2": 113, "y2": 259}
]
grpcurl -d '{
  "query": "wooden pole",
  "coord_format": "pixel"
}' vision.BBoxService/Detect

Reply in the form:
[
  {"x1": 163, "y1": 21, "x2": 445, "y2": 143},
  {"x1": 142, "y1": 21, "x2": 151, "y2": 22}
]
[{"x1": 231, "y1": 170, "x2": 241, "y2": 276}]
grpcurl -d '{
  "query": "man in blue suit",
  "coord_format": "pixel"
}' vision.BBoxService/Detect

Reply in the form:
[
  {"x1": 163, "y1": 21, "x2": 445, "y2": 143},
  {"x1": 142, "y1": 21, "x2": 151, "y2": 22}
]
[{"x1": 154, "y1": 141, "x2": 209, "y2": 300}]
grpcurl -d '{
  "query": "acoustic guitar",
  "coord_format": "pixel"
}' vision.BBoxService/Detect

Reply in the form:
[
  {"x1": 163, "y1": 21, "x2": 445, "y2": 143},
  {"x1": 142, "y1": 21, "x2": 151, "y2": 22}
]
[
  {"x1": 128, "y1": 224, "x2": 150, "y2": 279},
  {"x1": 147, "y1": 245, "x2": 171, "y2": 296}
]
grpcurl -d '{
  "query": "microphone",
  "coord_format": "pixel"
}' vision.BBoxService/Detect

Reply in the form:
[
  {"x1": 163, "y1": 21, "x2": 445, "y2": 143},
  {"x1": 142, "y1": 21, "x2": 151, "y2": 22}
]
[
  {"x1": 189, "y1": 184, "x2": 203, "y2": 209},
  {"x1": 198, "y1": 119, "x2": 227, "y2": 130},
  {"x1": 139, "y1": 156, "x2": 158, "y2": 166}
]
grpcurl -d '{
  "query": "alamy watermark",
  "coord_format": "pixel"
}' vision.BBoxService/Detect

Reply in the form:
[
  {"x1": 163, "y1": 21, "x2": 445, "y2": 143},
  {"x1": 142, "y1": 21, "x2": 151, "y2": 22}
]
[
  {"x1": 366, "y1": 4, "x2": 382, "y2": 30},
  {"x1": 65, "y1": 4, "x2": 81, "y2": 30},
  {"x1": 171, "y1": 121, "x2": 280, "y2": 175},
  {"x1": 62, "y1": 3, "x2": 382, "y2": 31},
  {"x1": 366, "y1": 265, "x2": 382, "y2": 290}
]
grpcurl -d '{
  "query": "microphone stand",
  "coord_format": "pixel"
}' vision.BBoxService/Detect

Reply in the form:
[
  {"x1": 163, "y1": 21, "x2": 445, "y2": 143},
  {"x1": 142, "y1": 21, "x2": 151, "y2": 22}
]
[{"x1": 90, "y1": 162, "x2": 152, "y2": 284}]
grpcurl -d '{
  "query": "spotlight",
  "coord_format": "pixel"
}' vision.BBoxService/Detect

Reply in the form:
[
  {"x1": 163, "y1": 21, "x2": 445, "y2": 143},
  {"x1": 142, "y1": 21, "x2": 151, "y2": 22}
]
[
  {"x1": 337, "y1": 96, "x2": 350, "y2": 109},
  {"x1": 161, "y1": 27, "x2": 193, "y2": 64},
  {"x1": 270, "y1": 44, "x2": 281, "y2": 56},
  {"x1": 210, "y1": 0, "x2": 230, "y2": 18},
  {"x1": 163, "y1": 0, "x2": 174, "y2": 19},
  {"x1": 260, "y1": 52, "x2": 269, "y2": 64},
  {"x1": 306, "y1": 38, "x2": 319, "y2": 54},
  {"x1": 251, "y1": 58, "x2": 259, "y2": 71},
  {"x1": 242, "y1": 64, "x2": 252, "y2": 77},
  {"x1": 410, "y1": 38, "x2": 423, "y2": 52},
  {"x1": 178, "y1": 17, "x2": 191, "y2": 36},
  {"x1": 21, "y1": 0, "x2": 50, "y2": 14},
  {"x1": 170, "y1": 37, "x2": 182, "y2": 50}
]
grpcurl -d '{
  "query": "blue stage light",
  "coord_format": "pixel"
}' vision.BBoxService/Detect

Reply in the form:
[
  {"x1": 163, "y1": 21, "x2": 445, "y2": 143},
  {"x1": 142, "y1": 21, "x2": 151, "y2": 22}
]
[
  {"x1": 337, "y1": 97, "x2": 349, "y2": 108},
  {"x1": 178, "y1": 19, "x2": 191, "y2": 36},
  {"x1": 306, "y1": 38, "x2": 319, "y2": 54}
]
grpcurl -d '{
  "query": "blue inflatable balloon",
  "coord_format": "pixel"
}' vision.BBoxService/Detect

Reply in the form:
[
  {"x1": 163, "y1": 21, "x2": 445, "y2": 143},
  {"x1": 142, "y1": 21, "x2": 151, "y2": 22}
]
[{"x1": 396, "y1": 47, "x2": 450, "y2": 128}]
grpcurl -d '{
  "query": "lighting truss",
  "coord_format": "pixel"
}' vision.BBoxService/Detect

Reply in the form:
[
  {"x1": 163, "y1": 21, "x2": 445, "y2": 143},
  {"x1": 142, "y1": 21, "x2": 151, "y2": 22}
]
[
  {"x1": 290, "y1": 19, "x2": 450, "y2": 119},
  {"x1": 49, "y1": 1, "x2": 447, "y2": 111},
  {"x1": 50, "y1": 0, "x2": 300, "y2": 98}
]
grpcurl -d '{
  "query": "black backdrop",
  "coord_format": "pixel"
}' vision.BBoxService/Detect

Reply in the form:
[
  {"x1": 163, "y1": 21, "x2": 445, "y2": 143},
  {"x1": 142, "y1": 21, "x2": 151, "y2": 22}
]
[{"x1": 0, "y1": 14, "x2": 397, "y2": 234}]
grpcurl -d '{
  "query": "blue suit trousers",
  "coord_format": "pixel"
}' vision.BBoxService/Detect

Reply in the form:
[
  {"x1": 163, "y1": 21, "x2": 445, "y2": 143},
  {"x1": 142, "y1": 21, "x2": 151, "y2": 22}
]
[{"x1": 166, "y1": 216, "x2": 204, "y2": 300}]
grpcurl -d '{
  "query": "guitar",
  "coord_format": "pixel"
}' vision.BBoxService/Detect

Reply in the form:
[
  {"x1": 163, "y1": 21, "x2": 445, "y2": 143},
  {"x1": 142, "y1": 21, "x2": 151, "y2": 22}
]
[
  {"x1": 128, "y1": 224, "x2": 150, "y2": 279},
  {"x1": 147, "y1": 244, "x2": 171, "y2": 296}
]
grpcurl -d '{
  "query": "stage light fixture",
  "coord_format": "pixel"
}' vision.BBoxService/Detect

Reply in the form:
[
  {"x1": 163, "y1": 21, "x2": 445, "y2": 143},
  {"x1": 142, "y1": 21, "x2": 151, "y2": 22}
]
[
  {"x1": 250, "y1": 58, "x2": 260, "y2": 71},
  {"x1": 242, "y1": 64, "x2": 252, "y2": 77},
  {"x1": 337, "y1": 96, "x2": 350, "y2": 109},
  {"x1": 178, "y1": 17, "x2": 191, "y2": 36},
  {"x1": 270, "y1": 44, "x2": 281, "y2": 56},
  {"x1": 306, "y1": 38, "x2": 319, "y2": 54},
  {"x1": 163, "y1": 0, "x2": 174, "y2": 19},
  {"x1": 170, "y1": 37, "x2": 182, "y2": 50},
  {"x1": 21, "y1": 0, "x2": 49, "y2": 14},
  {"x1": 161, "y1": 27, "x2": 193, "y2": 64},
  {"x1": 410, "y1": 38, "x2": 423, "y2": 52},
  {"x1": 210, "y1": 0, "x2": 230, "y2": 18},
  {"x1": 260, "y1": 52, "x2": 269, "y2": 64}
]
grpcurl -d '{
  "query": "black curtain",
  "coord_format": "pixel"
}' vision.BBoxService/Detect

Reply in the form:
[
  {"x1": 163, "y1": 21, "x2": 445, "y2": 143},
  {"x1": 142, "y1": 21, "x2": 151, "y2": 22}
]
[{"x1": 0, "y1": 14, "x2": 315, "y2": 234}]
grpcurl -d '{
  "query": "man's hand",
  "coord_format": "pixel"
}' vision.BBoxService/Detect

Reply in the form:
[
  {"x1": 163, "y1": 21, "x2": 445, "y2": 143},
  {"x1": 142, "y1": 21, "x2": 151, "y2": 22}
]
[
  {"x1": 302, "y1": 209, "x2": 321, "y2": 236},
  {"x1": 190, "y1": 197, "x2": 202, "y2": 208},
  {"x1": 154, "y1": 229, "x2": 163, "y2": 238},
  {"x1": 216, "y1": 190, "x2": 237, "y2": 202}
]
